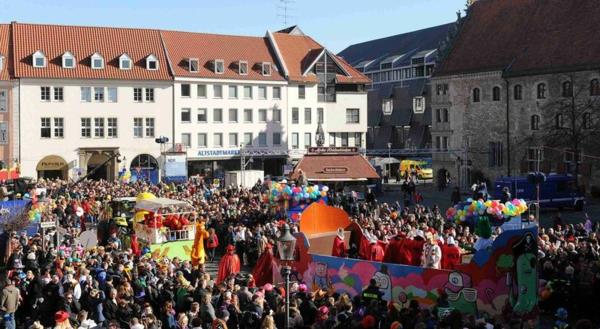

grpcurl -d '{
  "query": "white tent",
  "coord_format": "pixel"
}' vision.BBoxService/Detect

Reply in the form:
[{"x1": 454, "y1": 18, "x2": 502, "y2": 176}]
[{"x1": 135, "y1": 198, "x2": 190, "y2": 212}]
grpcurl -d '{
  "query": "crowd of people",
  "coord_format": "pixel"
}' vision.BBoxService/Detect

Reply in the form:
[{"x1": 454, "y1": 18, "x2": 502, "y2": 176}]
[{"x1": 0, "y1": 176, "x2": 597, "y2": 329}]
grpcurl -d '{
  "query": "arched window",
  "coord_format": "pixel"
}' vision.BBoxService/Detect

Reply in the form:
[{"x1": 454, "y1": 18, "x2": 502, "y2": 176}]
[
  {"x1": 590, "y1": 79, "x2": 600, "y2": 96},
  {"x1": 472, "y1": 88, "x2": 480, "y2": 102},
  {"x1": 562, "y1": 81, "x2": 573, "y2": 97},
  {"x1": 530, "y1": 115, "x2": 540, "y2": 130},
  {"x1": 537, "y1": 83, "x2": 546, "y2": 99},
  {"x1": 555, "y1": 113, "x2": 564, "y2": 129},
  {"x1": 492, "y1": 86, "x2": 501, "y2": 101},
  {"x1": 514, "y1": 84, "x2": 523, "y2": 100}
]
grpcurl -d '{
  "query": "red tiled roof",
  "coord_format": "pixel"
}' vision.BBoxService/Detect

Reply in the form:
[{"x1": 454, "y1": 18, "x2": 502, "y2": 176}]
[
  {"x1": 161, "y1": 30, "x2": 285, "y2": 81},
  {"x1": 12, "y1": 22, "x2": 171, "y2": 80},
  {"x1": 0, "y1": 24, "x2": 10, "y2": 81},
  {"x1": 291, "y1": 154, "x2": 379, "y2": 181},
  {"x1": 271, "y1": 32, "x2": 370, "y2": 84},
  {"x1": 435, "y1": 0, "x2": 600, "y2": 77}
]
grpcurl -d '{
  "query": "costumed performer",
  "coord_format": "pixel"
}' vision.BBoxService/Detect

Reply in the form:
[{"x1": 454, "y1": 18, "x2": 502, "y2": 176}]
[
  {"x1": 331, "y1": 228, "x2": 347, "y2": 257},
  {"x1": 251, "y1": 243, "x2": 275, "y2": 287},
  {"x1": 217, "y1": 245, "x2": 241, "y2": 284},
  {"x1": 190, "y1": 221, "x2": 210, "y2": 269}
]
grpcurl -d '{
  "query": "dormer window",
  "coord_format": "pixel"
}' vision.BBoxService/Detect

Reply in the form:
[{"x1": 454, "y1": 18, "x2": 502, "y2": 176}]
[
  {"x1": 33, "y1": 50, "x2": 46, "y2": 68},
  {"x1": 382, "y1": 99, "x2": 393, "y2": 115},
  {"x1": 91, "y1": 53, "x2": 104, "y2": 69},
  {"x1": 413, "y1": 96, "x2": 425, "y2": 113},
  {"x1": 214, "y1": 60, "x2": 225, "y2": 74},
  {"x1": 188, "y1": 58, "x2": 199, "y2": 72},
  {"x1": 239, "y1": 61, "x2": 248, "y2": 75},
  {"x1": 146, "y1": 54, "x2": 158, "y2": 70},
  {"x1": 119, "y1": 54, "x2": 132, "y2": 70},
  {"x1": 262, "y1": 62, "x2": 272, "y2": 76},
  {"x1": 62, "y1": 52, "x2": 75, "y2": 69}
]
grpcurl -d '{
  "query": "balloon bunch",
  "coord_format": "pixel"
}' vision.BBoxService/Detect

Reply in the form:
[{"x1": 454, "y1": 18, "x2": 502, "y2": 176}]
[
  {"x1": 28, "y1": 204, "x2": 43, "y2": 222},
  {"x1": 120, "y1": 170, "x2": 132, "y2": 184},
  {"x1": 445, "y1": 198, "x2": 528, "y2": 223},
  {"x1": 268, "y1": 182, "x2": 329, "y2": 204}
]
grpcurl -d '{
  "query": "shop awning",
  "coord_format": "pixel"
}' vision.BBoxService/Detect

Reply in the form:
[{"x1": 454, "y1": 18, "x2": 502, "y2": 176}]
[{"x1": 291, "y1": 153, "x2": 379, "y2": 182}]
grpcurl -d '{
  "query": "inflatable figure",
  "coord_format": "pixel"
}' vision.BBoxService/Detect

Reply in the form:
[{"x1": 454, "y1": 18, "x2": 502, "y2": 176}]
[{"x1": 509, "y1": 232, "x2": 538, "y2": 314}]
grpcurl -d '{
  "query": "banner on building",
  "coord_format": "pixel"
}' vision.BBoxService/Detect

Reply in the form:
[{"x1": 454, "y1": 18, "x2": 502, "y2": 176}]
[{"x1": 164, "y1": 154, "x2": 187, "y2": 183}]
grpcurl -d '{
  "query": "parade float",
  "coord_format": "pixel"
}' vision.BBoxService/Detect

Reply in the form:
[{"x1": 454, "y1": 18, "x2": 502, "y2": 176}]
[
  {"x1": 132, "y1": 193, "x2": 198, "y2": 259},
  {"x1": 269, "y1": 198, "x2": 539, "y2": 322},
  {"x1": 266, "y1": 180, "x2": 329, "y2": 222}
]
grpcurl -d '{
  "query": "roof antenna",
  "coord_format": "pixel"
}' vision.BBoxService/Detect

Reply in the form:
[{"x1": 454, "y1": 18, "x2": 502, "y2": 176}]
[{"x1": 277, "y1": 0, "x2": 295, "y2": 26}]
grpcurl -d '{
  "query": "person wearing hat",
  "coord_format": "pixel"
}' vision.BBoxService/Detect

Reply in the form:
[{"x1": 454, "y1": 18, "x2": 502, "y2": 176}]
[
  {"x1": 331, "y1": 228, "x2": 347, "y2": 258},
  {"x1": 54, "y1": 310, "x2": 72, "y2": 329},
  {"x1": 421, "y1": 232, "x2": 442, "y2": 269},
  {"x1": 216, "y1": 245, "x2": 241, "y2": 285},
  {"x1": 441, "y1": 236, "x2": 461, "y2": 270}
]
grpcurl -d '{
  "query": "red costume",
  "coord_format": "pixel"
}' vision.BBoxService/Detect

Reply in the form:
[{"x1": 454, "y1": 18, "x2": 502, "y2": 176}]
[
  {"x1": 131, "y1": 233, "x2": 141, "y2": 257},
  {"x1": 368, "y1": 242, "x2": 385, "y2": 262},
  {"x1": 331, "y1": 236, "x2": 347, "y2": 257},
  {"x1": 251, "y1": 244, "x2": 275, "y2": 287},
  {"x1": 408, "y1": 239, "x2": 425, "y2": 266},
  {"x1": 217, "y1": 245, "x2": 241, "y2": 284},
  {"x1": 442, "y1": 244, "x2": 461, "y2": 269},
  {"x1": 383, "y1": 236, "x2": 412, "y2": 265}
]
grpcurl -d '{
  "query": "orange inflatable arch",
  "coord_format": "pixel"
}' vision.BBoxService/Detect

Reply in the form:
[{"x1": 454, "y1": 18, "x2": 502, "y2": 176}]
[{"x1": 299, "y1": 202, "x2": 351, "y2": 235}]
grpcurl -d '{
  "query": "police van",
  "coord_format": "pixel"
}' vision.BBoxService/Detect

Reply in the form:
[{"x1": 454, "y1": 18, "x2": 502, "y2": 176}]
[{"x1": 493, "y1": 174, "x2": 585, "y2": 210}]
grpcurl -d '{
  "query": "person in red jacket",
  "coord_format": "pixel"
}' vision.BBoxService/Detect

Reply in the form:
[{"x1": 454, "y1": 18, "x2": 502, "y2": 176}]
[
  {"x1": 369, "y1": 239, "x2": 385, "y2": 262},
  {"x1": 410, "y1": 230, "x2": 425, "y2": 266},
  {"x1": 442, "y1": 236, "x2": 461, "y2": 269},
  {"x1": 206, "y1": 228, "x2": 219, "y2": 262},
  {"x1": 331, "y1": 228, "x2": 347, "y2": 257},
  {"x1": 384, "y1": 232, "x2": 413, "y2": 265}
]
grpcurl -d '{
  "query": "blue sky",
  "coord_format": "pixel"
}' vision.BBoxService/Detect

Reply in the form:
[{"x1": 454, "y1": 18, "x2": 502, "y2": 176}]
[{"x1": 2, "y1": 0, "x2": 466, "y2": 52}]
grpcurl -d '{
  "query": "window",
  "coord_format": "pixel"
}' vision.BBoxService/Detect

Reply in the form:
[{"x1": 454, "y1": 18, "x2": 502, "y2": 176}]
[
  {"x1": 435, "y1": 109, "x2": 441, "y2": 122},
  {"x1": 53, "y1": 87, "x2": 64, "y2": 101},
  {"x1": 298, "y1": 85, "x2": 306, "y2": 99},
  {"x1": 189, "y1": 58, "x2": 199, "y2": 73},
  {"x1": 228, "y1": 108, "x2": 238, "y2": 122},
  {"x1": 181, "y1": 108, "x2": 191, "y2": 123},
  {"x1": 213, "y1": 133, "x2": 223, "y2": 147},
  {"x1": 53, "y1": 118, "x2": 64, "y2": 138},
  {"x1": 0, "y1": 90, "x2": 6, "y2": 112},
  {"x1": 555, "y1": 113, "x2": 565, "y2": 129},
  {"x1": 382, "y1": 99, "x2": 393, "y2": 114},
  {"x1": 145, "y1": 118, "x2": 155, "y2": 137},
  {"x1": 33, "y1": 51, "x2": 46, "y2": 68},
  {"x1": 262, "y1": 62, "x2": 272, "y2": 76},
  {"x1": 215, "y1": 60, "x2": 225, "y2": 74},
  {"x1": 292, "y1": 133, "x2": 299, "y2": 149},
  {"x1": 107, "y1": 118, "x2": 118, "y2": 138},
  {"x1": 213, "y1": 108, "x2": 223, "y2": 123},
  {"x1": 273, "y1": 132, "x2": 281, "y2": 146},
  {"x1": 107, "y1": 87, "x2": 117, "y2": 102},
  {"x1": 239, "y1": 61, "x2": 248, "y2": 75},
  {"x1": 258, "y1": 133, "x2": 267, "y2": 147},
  {"x1": 346, "y1": 108, "x2": 360, "y2": 123},
  {"x1": 0, "y1": 122, "x2": 8, "y2": 144},
  {"x1": 134, "y1": 88, "x2": 143, "y2": 102},
  {"x1": 197, "y1": 108, "x2": 207, "y2": 123},
  {"x1": 583, "y1": 112, "x2": 592, "y2": 129},
  {"x1": 435, "y1": 136, "x2": 441, "y2": 150},
  {"x1": 564, "y1": 149, "x2": 582, "y2": 163},
  {"x1": 413, "y1": 96, "x2": 425, "y2": 113},
  {"x1": 198, "y1": 133, "x2": 207, "y2": 147},
  {"x1": 273, "y1": 86, "x2": 281, "y2": 99},
  {"x1": 436, "y1": 83, "x2": 448, "y2": 95},
  {"x1": 243, "y1": 133, "x2": 253, "y2": 146},
  {"x1": 259, "y1": 109, "x2": 267, "y2": 122},
  {"x1": 530, "y1": 115, "x2": 540, "y2": 130},
  {"x1": 527, "y1": 148, "x2": 544, "y2": 161},
  {"x1": 341, "y1": 133, "x2": 348, "y2": 147},
  {"x1": 145, "y1": 88, "x2": 154, "y2": 102},
  {"x1": 119, "y1": 54, "x2": 132, "y2": 70},
  {"x1": 317, "y1": 108, "x2": 324, "y2": 124},
  {"x1": 94, "y1": 118, "x2": 104, "y2": 137},
  {"x1": 514, "y1": 84, "x2": 523, "y2": 100},
  {"x1": 229, "y1": 133, "x2": 238, "y2": 147},
  {"x1": 41, "y1": 87, "x2": 51, "y2": 101},
  {"x1": 590, "y1": 79, "x2": 600, "y2": 96},
  {"x1": 181, "y1": 133, "x2": 191, "y2": 147},
  {"x1": 329, "y1": 133, "x2": 336, "y2": 147},
  {"x1": 472, "y1": 88, "x2": 480, "y2": 102},
  {"x1": 443, "y1": 109, "x2": 449, "y2": 122},
  {"x1": 272, "y1": 108, "x2": 281, "y2": 122},
  {"x1": 354, "y1": 132, "x2": 362, "y2": 147},
  {"x1": 133, "y1": 118, "x2": 143, "y2": 138},
  {"x1": 91, "y1": 53, "x2": 104, "y2": 69},
  {"x1": 228, "y1": 85, "x2": 238, "y2": 99},
  {"x1": 94, "y1": 87, "x2": 104, "y2": 102},
  {"x1": 146, "y1": 54, "x2": 158, "y2": 70},
  {"x1": 244, "y1": 109, "x2": 253, "y2": 123},
  {"x1": 537, "y1": 83, "x2": 546, "y2": 99},
  {"x1": 292, "y1": 108, "x2": 299, "y2": 124},
  {"x1": 243, "y1": 86, "x2": 253, "y2": 99},
  {"x1": 304, "y1": 108, "x2": 312, "y2": 124},
  {"x1": 488, "y1": 142, "x2": 504, "y2": 167},
  {"x1": 562, "y1": 81, "x2": 573, "y2": 97},
  {"x1": 213, "y1": 85, "x2": 223, "y2": 98},
  {"x1": 80, "y1": 118, "x2": 93, "y2": 139},
  {"x1": 62, "y1": 52, "x2": 75, "y2": 68},
  {"x1": 304, "y1": 133, "x2": 312, "y2": 148},
  {"x1": 492, "y1": 86, "x2": 501, "y2": 101},
  {"x1": 40, "y1": 118, "x2": 51, "y2": 138},
  {"x1": 258, "y1": 86, "x2": 267, "y2": 100},
  {"x1": 197, "y1": 84, "x2": 207, "y2": 98},
  {"x1": 181, "y1": 84, "x2": 191, "y2": 97},
  {"x1": 443, "y1": 137, "x2": 449, "y2": 150}
]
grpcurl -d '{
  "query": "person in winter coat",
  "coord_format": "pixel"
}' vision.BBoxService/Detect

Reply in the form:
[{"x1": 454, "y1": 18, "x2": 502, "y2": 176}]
[{"x1": 207, "y1": 228, "x2": 219, "y2": 262}]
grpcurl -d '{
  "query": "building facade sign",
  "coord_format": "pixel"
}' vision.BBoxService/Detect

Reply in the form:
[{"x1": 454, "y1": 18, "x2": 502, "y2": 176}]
[
  {"x1": 322, "y1": 166, "x2": 348, "y2": 174},
  {"x1": 196, "y1": 149, "x2": 240, "y2": 158},
  {"x1": 308, "y1": 147, "x2": 357, "y2": 154}
]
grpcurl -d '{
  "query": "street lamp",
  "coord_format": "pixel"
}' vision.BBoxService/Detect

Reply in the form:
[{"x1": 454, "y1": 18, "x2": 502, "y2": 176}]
[{"x1": 277, "y1": 224, "x2": 296, "y2": 329}]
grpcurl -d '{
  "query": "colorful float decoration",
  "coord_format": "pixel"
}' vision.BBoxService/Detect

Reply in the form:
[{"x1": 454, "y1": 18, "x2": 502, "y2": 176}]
[
  {"x1": 267, "y1": 181, "x2": 329, "y2": 204},
  {"x1": 445, "y1": 198, "x2": 528, "y2": 224}
]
